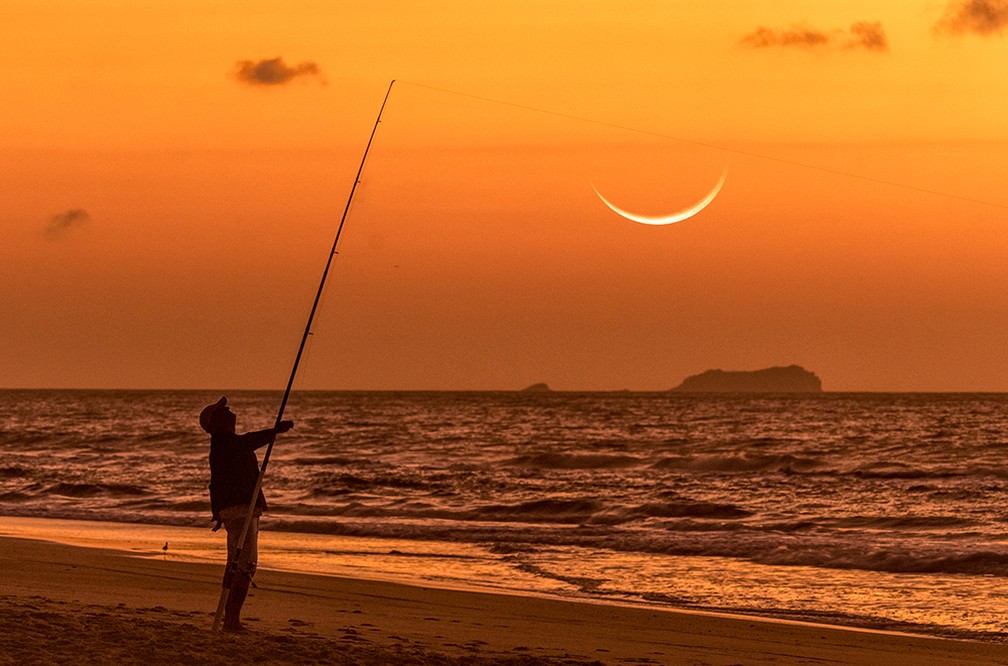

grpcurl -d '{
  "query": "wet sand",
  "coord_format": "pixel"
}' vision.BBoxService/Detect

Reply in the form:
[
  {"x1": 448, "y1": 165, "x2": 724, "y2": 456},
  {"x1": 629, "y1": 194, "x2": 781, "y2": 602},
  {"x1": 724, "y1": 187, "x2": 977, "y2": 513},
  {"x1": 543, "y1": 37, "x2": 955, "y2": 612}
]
[{"x1": 0, "y1": 534, "x2": 1005, "y2": 665}]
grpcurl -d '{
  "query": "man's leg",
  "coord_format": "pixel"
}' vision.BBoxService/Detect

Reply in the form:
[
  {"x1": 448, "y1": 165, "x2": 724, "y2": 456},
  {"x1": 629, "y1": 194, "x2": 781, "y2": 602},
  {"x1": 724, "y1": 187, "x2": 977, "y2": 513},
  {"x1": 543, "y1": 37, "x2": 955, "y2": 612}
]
[
  {"x1": 223, "y1": 569, "x2": 251, "y2": 631},
  {"x1": 222, "y1": 515, "x2": 259, "y2": 632}
]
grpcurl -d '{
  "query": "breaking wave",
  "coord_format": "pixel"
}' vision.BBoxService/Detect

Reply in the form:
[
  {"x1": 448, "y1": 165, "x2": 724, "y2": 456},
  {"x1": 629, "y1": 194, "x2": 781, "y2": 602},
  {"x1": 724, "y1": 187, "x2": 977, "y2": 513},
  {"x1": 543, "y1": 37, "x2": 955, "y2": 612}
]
[
  {"x1": 504, "y1": 453, "x2": 644, "y2": 469},
  {"x1": 42, "y1": 482, "x2": 151, "y2": 498},
  {"x1": 650, "y1": 453, "x2": 825, "y2": 474}
]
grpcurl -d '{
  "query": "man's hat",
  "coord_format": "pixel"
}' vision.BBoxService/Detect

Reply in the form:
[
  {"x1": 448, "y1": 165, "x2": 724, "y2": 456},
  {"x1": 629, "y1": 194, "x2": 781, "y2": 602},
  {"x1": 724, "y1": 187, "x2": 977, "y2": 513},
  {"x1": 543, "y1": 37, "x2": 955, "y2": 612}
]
[{"x1": 199, "y1": 396, "x2": 227, "y2": 433}]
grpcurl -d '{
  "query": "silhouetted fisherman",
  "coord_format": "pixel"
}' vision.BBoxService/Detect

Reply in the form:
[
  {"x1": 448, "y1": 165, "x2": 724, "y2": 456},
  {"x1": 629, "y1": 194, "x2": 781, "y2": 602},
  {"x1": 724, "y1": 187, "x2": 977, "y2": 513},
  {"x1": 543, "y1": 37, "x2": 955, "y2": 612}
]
[{"x1": 200, "y1": 396, "x2": 293, "y2": 632}]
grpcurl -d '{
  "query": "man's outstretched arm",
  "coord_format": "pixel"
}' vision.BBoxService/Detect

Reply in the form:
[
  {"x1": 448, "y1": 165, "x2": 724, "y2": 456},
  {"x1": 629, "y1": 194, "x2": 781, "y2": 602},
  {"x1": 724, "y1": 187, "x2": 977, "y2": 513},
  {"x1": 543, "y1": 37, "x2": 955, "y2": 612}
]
[{"x1": 236, "y1": 421, "x2": 294, "y2": 451}]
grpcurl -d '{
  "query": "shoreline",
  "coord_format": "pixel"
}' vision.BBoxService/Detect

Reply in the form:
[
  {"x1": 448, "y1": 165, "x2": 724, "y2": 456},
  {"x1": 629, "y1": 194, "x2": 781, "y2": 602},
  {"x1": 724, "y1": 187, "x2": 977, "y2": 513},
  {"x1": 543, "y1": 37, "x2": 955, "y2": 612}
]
[
  {"x1": 5, "y1": 514, "x2": 1006, "y2": 643},
  {"x1": 1, "y1": 521, "x2": 1006, "y2": 664}
]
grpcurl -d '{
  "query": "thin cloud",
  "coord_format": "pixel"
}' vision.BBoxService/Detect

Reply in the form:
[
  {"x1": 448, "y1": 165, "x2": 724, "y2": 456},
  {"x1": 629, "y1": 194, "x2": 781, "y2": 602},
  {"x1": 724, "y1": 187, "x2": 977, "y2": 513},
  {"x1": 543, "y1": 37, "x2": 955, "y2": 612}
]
[
  {"x1": 847, "y1": 21, "x2": 889, "y2": 51},
  {"x1": 935, "y1": 0, "x2": 1008, "y2": 35},
  {"x1": 45, "y1": 209, "x2": 90, "y2": 239},
  {"x1": 233, "y1": 57, "x2": 325, "y2": 86},
  {"x1": 741, "y1": 22, "x2": 889, "y2": 52},
  {"x1": 740, "y1": 25, "x2": 830, "y2": 49}
]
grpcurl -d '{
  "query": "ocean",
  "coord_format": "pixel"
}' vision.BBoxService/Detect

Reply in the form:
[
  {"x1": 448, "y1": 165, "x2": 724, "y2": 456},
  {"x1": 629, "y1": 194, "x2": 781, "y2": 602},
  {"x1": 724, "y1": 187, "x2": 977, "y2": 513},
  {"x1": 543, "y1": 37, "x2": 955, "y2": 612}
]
[{"x1": 2, "y1": 389, "x2": 1007, "y2": 640}]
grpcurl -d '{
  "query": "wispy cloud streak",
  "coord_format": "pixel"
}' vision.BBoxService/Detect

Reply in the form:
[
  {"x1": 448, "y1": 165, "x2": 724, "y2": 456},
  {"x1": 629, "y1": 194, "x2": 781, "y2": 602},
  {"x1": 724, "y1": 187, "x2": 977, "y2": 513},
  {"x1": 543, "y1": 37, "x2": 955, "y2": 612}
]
[
  {"x1": 45, "y1": 209, "x2": 90, "y2": 239},
  {"x1": 741, "y1": 22, "x2": 888, "y2": 52},
  {"x1": 847, "y1": 22, "x2": 889, "y2": 51},
  {"x1": 741, "y1": 25, "x2": 830, "y2": 49}
]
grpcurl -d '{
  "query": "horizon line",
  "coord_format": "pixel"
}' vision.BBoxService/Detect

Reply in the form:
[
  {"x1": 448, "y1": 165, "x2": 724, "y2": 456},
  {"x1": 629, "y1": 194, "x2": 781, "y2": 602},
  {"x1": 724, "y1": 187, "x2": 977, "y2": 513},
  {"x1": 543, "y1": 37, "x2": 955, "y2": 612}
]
[{"x1": 4, "y1": 386, "x2": 1008, "y2": 395}]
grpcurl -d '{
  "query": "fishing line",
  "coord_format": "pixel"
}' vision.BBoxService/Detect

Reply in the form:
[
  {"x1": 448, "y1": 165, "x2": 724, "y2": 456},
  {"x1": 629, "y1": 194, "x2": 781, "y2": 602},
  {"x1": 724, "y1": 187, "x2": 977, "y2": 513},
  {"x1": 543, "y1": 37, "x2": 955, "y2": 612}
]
[{"x1": 398, "y1": 80, "x2": 1008, "y2": 212}]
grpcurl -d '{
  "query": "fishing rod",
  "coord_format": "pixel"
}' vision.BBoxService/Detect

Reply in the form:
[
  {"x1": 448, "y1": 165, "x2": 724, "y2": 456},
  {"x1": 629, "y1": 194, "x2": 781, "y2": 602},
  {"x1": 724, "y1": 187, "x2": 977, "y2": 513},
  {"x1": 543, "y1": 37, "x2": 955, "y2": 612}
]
[{"x1": 212, "y1": 79, "x2": 396, "y2": 632}]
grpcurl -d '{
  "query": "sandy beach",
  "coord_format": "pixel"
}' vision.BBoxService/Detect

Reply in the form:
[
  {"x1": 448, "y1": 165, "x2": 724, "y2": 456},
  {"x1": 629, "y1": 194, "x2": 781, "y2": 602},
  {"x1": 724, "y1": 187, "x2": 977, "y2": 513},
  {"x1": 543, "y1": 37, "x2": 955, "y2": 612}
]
[{"x1": 0, "y1": 533, "x2": 1005, "y2": 665}]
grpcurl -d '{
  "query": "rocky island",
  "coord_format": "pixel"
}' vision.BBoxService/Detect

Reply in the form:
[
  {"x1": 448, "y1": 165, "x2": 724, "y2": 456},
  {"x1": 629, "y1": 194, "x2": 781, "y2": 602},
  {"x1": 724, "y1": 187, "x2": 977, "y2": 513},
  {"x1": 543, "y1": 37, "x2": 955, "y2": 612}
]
[
  {"x1": 671, "y1": 365, "x2": 822, "y2": 393},
  {"x1": 520, "y1": 383, "x2": 553, "y2": 393}
]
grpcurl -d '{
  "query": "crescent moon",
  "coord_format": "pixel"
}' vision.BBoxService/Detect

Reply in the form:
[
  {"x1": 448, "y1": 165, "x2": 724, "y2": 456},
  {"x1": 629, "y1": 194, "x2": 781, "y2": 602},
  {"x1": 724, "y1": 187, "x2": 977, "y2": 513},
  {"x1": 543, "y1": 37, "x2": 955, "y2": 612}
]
[{"x1": 592, "y1": 168, "x2": 727, "y2": 225}]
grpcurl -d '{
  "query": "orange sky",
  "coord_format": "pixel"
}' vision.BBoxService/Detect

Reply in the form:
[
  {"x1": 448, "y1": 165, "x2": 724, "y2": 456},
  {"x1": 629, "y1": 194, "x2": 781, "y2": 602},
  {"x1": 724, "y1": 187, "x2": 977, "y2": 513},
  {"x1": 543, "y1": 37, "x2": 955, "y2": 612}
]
[{"x1": 2, "y1": 1, "x2": 1006, "y2": 391}]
